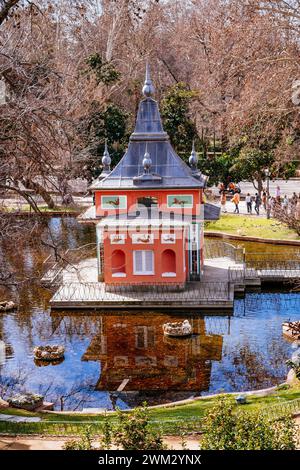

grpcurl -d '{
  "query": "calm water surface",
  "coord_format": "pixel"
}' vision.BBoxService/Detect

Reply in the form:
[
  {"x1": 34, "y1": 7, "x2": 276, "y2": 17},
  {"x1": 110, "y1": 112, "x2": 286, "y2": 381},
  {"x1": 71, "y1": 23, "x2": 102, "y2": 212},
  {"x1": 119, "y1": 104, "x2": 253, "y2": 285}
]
[{"x1": 0, "y1": 218, "x2": 299, "y2": 410}]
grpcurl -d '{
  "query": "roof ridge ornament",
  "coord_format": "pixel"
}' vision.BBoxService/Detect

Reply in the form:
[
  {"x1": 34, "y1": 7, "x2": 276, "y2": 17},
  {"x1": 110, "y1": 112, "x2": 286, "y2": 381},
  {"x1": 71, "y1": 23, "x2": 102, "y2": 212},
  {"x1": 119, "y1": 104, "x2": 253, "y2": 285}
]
[
  {"x1": 142, "y1": 62, "x2": 155, "y2": 98},
  {"x1": 142, "y1": 143, "x2": 152, "y2": 174}
]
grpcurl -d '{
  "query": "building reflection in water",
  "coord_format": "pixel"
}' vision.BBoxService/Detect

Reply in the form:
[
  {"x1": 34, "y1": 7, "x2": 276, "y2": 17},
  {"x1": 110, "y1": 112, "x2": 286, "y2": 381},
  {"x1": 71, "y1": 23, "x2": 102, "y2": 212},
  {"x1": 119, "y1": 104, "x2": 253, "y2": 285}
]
[{"x1": 57, "y1": 312, "x2": 229, "y2": 406}]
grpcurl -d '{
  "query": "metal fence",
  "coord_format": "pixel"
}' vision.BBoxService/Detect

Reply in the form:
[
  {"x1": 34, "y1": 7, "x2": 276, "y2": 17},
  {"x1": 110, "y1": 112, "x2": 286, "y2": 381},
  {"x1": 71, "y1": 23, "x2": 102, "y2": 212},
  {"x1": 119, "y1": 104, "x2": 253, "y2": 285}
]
[
  {"x1": 228, "y1": 259, "x2": 300, "y2": 282},
  {"x1": 0, "y1": 420, "x2": 100, "y2": 437},
  {"x1": 261, "y1": 397, "x2": 300, "y2": 421},
  {"x1": 228, "y1": 266, "x2": 246, "y2": 282},
  {"x1": 0, "y1": 417, "x2": 202, "y2": 437},
  {"x1": 41, "y1": 243, "x2": 97, "y2": 287},
  {"x1": 245, "y1": 252, "x2": 300, "y2": 263},
  {"x1": 0, "y1": 398, "x2": 299, "y2": 437},
  {"x1": 246, "y1": 260, "x2": 300, "y2": 274},
  {"x1": 204, "y1": 240, "x2": 245, "y2": 264},
  {"x1": 52, "y1": 281, "x2": 231, "y2": 304}
]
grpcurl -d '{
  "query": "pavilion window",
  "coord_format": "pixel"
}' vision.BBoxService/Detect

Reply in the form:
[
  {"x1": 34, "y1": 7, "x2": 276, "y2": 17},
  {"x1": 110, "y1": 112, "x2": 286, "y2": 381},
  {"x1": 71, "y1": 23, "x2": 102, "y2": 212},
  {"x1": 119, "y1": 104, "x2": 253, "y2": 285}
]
[
  {"x1": 135, "y1": 326, "x2": 155, "y2": 349},
  {"x1": 133, "y1": 250, "x2": 154, "y2": 275},
  {"x1": 137, "y1": 196, "x2": 158, "y2": 208}
]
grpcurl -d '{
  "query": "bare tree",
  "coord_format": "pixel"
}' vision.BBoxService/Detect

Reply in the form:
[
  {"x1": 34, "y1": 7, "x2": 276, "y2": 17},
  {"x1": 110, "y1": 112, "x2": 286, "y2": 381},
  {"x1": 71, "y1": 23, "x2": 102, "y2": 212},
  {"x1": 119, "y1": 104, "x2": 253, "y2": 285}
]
[{"x1": 0, "y1": 0, "x2": 20, "y2": 25}]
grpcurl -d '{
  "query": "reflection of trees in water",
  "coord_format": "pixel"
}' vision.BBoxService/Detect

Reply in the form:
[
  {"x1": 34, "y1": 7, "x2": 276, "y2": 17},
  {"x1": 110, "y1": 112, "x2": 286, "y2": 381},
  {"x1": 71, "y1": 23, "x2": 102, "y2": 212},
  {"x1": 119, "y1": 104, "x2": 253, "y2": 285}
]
[
  {"x1": 223, "y1": 342, "x2": 284, "y2": 390},
  {"x1": 51, "y1": 315, "x2": 102, "y2": 341},
  {"x1": 0, "y1": 362, "x2": 99, "y2": 411},
  {"x1": 4, "y1": 312, "x2": 102, "y2": 352},
  {"x1": 40, "y1": 376, "x2": 98, "y2": 411},
  {"x1": 234, "y1": 292, "x2": 300, "y2": 319},
  {"x1": 0, "y1": 217, "x2": 94, "y2": 297},
  {"x1": 266, "y1": 338, "x2": 290, "y2": 372},
  {"x1": 0, "y1": 217, "x2": 96, "y2": 342},
  {"x1": 48, "y1": 218, "x2": 95, "y2": 252},
  {"x1": 0, "y1": 222, "x2": 46, "y2": 287},
  {"x1": 0, "y1": 365, "x2": 31, "y2": 399}
]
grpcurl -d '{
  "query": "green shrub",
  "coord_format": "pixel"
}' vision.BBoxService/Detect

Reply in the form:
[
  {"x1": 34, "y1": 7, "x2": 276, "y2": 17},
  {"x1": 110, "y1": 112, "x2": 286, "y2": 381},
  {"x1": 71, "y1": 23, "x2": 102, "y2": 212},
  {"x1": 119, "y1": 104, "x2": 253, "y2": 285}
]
[
  {"x1": 276, "y1": 383, "x2": 291, "y2": 391},
  {"x1": 63, "y1": 426, "x2": 94, "y2": 450},
  {"x1": 63, "y1": 404, "x2": 165, "y2": 451},
  {"x1": 114, "y1": 404, "x2": 165, "y2": 450},
  {"x1": 200, "y1": 396, "x2": 297, "y2": 450}
]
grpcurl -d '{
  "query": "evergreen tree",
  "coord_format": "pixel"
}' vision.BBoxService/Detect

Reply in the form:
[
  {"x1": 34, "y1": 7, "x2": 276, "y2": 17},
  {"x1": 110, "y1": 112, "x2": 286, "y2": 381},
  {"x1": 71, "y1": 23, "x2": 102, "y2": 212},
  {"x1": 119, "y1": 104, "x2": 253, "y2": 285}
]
[{"x1": 161, "y1": 82, "x2": 199, "y2": 159}]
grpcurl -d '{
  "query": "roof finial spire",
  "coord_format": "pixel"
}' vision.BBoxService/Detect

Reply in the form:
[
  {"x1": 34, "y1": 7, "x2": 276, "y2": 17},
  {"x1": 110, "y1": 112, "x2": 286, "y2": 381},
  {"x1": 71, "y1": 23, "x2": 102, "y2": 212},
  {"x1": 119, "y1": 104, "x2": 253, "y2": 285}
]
[
  {"x1": 101, "y1": 138, "x2": 111, "y2": 175},
  {"x1": 142, "y1": 61, "x2": 155, "y2": 98},
  {"x1": 189, "y1": 139, "x2": 198, "y2": 172}
]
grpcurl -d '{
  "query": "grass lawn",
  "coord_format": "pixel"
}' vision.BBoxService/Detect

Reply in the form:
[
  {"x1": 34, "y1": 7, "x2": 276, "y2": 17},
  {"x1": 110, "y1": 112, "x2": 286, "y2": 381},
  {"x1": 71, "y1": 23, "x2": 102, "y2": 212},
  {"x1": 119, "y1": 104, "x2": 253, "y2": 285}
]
[
  {"x1": 1, "y1": 205, "x2": 79, "y2": 214},
  {"x1": 1, "y1": 383, "x2": 300, "y2": 435},
  {"x1": 205, "y1": 214, "x2": 300, "y2": 240}
]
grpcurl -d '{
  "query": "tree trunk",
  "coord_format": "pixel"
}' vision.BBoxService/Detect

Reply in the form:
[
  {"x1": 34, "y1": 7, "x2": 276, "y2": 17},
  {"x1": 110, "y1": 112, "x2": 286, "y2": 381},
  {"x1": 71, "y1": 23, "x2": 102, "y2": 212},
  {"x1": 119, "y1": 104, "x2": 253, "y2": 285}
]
[
  {"x1": 21, "y1": 178, "x2": 56, "y2": 209},
  {"x1": 57, "y1": 174, "x2": 75, "y2": 206},
  {"x1": 256, "y1": 175, "x2": 263, "y2": 196},
  {"x1": 0, "y1": 182, "x2": 42, "y2": 213},
  {"x1": 252, "y1": 175, "x2": 263, "y2": 196}
]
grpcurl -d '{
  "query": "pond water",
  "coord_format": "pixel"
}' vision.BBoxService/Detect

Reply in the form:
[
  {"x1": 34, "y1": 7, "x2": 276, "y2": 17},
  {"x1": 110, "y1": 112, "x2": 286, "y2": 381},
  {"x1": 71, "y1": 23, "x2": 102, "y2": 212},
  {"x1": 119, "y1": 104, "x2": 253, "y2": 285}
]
[{"x1": 0, "y1": 217, "x2": 299, "y2": 410}]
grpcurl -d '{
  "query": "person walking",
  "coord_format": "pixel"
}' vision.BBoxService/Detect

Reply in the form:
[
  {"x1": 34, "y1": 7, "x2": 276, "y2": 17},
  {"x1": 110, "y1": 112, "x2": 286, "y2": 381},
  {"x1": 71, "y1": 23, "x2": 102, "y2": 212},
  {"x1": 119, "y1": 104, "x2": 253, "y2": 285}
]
[
  {"x1": 276, "y1": 185, "x2": 281, "y2": 203},
  {"x1": 231, "y1": 190, "x2": 240, "y2": 214},
  {"x1": 220, "y1": 191, "x2": 227, "y2": 213},
  {"x1": 245, "y1": 193, "x2": 252, "y2": 214},
  {"x1": 254, "y1": 193, "x2": 261, "y2": 215},
  {"x1": 282, "y1": 194, "x2": 289, "y2": 210},
  {"x1": 291, "y1": 192, "x2": 298, "y2": 214},
  {"x1": 262, "y1": 191, "x2": 267, "y2": 211}
]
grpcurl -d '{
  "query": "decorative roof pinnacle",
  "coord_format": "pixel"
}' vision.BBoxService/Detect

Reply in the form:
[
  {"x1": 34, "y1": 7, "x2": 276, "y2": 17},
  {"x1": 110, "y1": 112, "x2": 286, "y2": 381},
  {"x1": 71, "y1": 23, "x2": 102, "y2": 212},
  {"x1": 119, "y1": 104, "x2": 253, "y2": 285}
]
[
  {"x1": 142, "y1": 62, "x2": 155, "y2": 98},
  {"x1": 189, "y1": 140, "x2": 198, "y2": 171},
  {"x1": 101, "y1": 138, "x2": 111, "y2": 173}
]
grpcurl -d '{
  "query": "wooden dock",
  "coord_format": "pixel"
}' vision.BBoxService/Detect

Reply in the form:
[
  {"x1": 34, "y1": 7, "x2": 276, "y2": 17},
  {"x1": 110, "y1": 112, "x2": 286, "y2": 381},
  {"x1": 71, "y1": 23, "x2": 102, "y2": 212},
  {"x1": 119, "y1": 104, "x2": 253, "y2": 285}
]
[
  {"x1": 49, "y1": 257, "x2": 236, "y2": 310},
  {"x1": 47, "y1": 256, "x2": 300, "y2": 311}
]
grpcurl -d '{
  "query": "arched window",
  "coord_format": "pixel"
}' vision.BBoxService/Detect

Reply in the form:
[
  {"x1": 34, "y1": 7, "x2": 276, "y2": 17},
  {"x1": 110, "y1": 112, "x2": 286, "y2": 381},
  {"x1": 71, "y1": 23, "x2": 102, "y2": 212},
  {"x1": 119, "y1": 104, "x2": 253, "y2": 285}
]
[
  {"x1": 162, "y1": 249, "x2": 176, "y2": 277},
  {"x1": 111, "y1": 250, "x2": 126, "y2": 277}
]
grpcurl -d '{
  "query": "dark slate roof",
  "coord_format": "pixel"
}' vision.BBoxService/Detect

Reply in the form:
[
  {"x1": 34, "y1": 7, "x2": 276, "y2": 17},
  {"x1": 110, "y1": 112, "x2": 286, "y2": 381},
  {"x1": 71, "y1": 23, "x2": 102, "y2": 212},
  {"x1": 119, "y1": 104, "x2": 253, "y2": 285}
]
[
  {"x1": 131, "y1": 98, "x2": 167, "y2": 138},
  {"x1": 204, "y1": 203, "x2": 221, "y2": 221},
  {"x1": 90, "y1": 75, "x2": 207, "y2": 191}
]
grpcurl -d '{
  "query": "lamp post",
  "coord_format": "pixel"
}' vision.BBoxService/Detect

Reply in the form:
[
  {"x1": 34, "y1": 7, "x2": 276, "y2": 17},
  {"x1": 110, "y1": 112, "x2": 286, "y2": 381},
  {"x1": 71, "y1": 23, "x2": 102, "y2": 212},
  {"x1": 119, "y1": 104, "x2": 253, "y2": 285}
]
[{"x1": 264, "y1": 168, "x2": 270, "y2": 219}]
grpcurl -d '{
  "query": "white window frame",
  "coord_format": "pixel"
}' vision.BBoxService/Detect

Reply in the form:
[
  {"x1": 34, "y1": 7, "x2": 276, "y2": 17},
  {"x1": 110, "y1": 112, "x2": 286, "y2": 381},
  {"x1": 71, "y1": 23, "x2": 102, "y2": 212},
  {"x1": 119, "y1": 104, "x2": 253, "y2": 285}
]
[{"x1": 133, "y1": 250, "x2": 154, "y2": 275}]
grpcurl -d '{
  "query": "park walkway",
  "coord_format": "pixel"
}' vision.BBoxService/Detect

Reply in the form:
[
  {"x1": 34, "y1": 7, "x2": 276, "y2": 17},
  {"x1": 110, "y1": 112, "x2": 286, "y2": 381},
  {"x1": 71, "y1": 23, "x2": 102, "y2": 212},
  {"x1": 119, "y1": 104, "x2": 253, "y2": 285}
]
[{"x1": 0, "y1": 435, "x2": 200, "y2": 450}]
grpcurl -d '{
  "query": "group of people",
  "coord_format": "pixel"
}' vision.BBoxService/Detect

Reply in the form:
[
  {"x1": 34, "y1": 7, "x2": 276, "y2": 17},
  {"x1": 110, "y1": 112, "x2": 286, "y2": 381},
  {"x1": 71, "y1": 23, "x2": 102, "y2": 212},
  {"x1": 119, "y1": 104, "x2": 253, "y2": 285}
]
[
  {"x1": 244, "y1": 193, "x2": 263, "y2": 215},
  {"x1": 226, "y1": 191, "x2": 264, "y2": 215},
  {"x1": 271, "y1": 191, "x2": 300, "y2": 217},
  {"x1": 220, "y1": 185, "x2": 300, "y2": 216}
]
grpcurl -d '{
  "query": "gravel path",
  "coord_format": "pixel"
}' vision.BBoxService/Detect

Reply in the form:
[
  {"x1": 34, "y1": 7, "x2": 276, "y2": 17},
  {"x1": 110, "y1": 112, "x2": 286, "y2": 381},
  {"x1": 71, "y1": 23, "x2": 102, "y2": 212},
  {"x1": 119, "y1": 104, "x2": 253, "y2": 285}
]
[{"x1": 0, "y1": 435, "x2": 200, "y2": 451}]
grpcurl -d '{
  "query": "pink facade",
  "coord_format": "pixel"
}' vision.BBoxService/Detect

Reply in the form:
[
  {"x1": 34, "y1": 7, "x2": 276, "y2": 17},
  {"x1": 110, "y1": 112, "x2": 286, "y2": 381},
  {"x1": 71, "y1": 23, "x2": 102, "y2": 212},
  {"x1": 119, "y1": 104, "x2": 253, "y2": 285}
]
[
  {"x1": 98, "y1": 224, "x2": 189, "y2": 287},
  {"x1": 94, "y1": 188, "x2": 203, "y2": 218}
]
